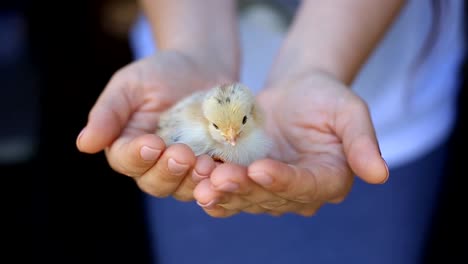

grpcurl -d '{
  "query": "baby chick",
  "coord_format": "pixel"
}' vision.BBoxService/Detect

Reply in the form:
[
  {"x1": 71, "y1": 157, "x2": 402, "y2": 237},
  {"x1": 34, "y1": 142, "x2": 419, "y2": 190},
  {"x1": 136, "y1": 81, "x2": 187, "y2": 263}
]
[{"x1": 156, "y1": 83, "x2": 272, "y2": 166}]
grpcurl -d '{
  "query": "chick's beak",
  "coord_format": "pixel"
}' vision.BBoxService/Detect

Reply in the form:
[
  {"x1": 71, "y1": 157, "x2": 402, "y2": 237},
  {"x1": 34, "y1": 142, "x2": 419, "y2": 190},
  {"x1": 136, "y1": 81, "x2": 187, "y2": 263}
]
[{"x1": 225, "y1": 128, "x2": 238, "y2": 146}]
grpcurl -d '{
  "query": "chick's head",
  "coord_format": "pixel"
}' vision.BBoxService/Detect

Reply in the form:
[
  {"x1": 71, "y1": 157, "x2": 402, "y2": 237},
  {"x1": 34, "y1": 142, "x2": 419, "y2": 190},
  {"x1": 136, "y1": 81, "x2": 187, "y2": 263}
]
[{"x1": 202, "y1": 83, "x2": 260, "y2": 146}]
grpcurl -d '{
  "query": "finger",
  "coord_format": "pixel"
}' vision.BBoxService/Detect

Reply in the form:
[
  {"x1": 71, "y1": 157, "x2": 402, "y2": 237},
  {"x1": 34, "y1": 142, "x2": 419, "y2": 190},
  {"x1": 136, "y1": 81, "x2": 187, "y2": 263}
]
[
  {"x1": 264, "y1": 203, "x2": 321, "y2": 217},
  {"x1": 171, "y1": 176, "x2": 196, "y2": 202},
  {"x1": 217, "y1": 195, "x2": 252, "y2": 211},
  {"x1": 105, "y1": 134, "x2": 166, "y2": 177},
  {"x1": 191, "y1": 155, "x2": 216, "y2": 183},
  {"x1": 297, "y1": 206, "x2": 321, "y2": 217},
  {"x1": 211, "y1": 163, "x2": 324, "y2": 215},
  {"x1": 194, "y1": 179, "x2": 240, "y2": 218},
  {"x1": 136, "y1": 143, "x2": 196, "y2": 198},
  {"x1": 172, "y1": 155, "x2": 216, "y2": 201},
  {"x1": 195, "y1": 164, "x2": 267, "y2": 213},
  {"x1": 248, "y1": 159, "x2": 353, "y2": 203},
  {"x1": 76, "y1": 69, "x2": 139, "y2": 154},
  {"x1": 241, "y1": 204, "x2": 268, "y2": 215},
  {"x1": 336, "y1": 95, "x2": 389, "y2": 184},
  {"x1": 209, "y1": 164, "x2": 248, "y2": 194},
  {"x1": 268, "y1": 201, "x2": 323, "y2": 217},
  {"x1": 210, "y1": 163, "x2": 293, "y2": 211}
]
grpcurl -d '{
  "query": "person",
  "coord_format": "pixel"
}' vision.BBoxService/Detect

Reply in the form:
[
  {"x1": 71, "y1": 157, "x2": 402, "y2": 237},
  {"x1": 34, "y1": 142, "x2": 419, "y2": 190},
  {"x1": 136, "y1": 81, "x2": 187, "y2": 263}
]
[{"x1": 76, "y1": 0, "x2": 465, "y2": 263}]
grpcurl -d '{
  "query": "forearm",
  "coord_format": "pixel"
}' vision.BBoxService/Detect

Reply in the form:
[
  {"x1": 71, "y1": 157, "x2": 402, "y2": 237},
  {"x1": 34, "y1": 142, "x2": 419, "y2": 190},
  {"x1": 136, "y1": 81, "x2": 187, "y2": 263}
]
[
  {"x1": 140, "y1": 0, "x2": 240, "y2": 79},
  {"x1": 270, "y1": 0, "x2": 406, "y2": 85}
]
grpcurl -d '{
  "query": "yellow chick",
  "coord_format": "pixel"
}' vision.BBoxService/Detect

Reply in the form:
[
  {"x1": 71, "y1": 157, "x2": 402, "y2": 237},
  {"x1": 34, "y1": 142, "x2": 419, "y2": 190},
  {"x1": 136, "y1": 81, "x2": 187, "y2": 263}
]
[{"x1": 156, "y1": 83, "x2": 272, "y2": 166}]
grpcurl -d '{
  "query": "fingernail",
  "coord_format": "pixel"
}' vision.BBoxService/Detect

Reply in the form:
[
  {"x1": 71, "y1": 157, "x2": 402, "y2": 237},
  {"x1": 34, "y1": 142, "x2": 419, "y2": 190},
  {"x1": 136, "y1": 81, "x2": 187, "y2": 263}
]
[
  {"x1": 168, "y1": 158, "x2": 189, "y2": 176},
  {"x1": 214, "y1": 182, "x2": 239, "y2": 192},
  {"x1": 192, "y1": 170, "x2": 208, "y2": 182},
  {"x1": 197, "y1": 199, "x2": 218, "y2": 209},
  {"x1": 140, "y1": 146, "x2": 161, "y2": 161},
  {"x1": 381, "y1": 159, "x2": 390, "y2": 184},
  {"x1": 76, "y1": 127, "x2": 86, "y2": 148},
  {"x1": 249, "y1": 171, "x2": 272, "y2": 186}
]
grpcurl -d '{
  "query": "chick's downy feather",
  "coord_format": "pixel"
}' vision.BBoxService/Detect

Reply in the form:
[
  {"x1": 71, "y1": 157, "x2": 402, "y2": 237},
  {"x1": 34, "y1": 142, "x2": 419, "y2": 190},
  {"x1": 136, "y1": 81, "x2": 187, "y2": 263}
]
[{"x1": 156, "y1": 83, "x2": 271, "y2": 166}]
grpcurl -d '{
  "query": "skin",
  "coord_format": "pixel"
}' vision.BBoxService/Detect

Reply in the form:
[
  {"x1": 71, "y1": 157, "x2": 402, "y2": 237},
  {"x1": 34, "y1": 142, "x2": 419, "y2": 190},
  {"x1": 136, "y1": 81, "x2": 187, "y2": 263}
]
[
  {"x1": 76, "y1": 0, "x2": 239, "y2": 201},
  {"x1": 195, "y1": 71, "x2": 390, "y2": 217},
  {"x1": 141, "y1": 0, "x2": 239, "y2": 78},
  {"x1": 77, "y1": 0, "x2": 404, "y2": 216},
  {"x1": 193, "y1": 0, "x2": 405, "y2": 217}
]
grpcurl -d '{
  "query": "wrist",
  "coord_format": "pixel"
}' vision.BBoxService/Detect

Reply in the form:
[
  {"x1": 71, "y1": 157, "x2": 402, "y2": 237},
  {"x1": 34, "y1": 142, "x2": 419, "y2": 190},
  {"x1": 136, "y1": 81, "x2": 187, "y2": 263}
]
[
  {"x1": 142, "y1": 0, "x2": 240, "y2": 83},
  {"x1": 267, "y1": 35, "x2": 353, "y2": 87},
  {"x1": 266, "y1": 0, "x2": 405, "y2": 87}
]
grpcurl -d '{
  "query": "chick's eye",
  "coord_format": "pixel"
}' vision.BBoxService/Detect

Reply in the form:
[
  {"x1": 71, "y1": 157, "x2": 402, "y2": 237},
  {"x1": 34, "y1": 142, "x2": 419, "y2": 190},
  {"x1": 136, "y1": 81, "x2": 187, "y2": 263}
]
[
  {"x1": 242, "y1": 116, "x2": 247, "y2": 125},
  {"x1": 212, "y1": 123, "x2": 219, "y2": 129}
]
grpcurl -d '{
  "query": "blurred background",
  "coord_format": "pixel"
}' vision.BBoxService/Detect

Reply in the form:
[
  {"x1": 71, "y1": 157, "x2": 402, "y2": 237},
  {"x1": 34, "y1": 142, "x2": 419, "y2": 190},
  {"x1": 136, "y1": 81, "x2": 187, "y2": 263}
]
[
  {"x1": 0, "y1": 0, "x2": 466, "y2": 263},
  {"x1": 1, "y1": 0, "x2": 150, "y2": 263}
]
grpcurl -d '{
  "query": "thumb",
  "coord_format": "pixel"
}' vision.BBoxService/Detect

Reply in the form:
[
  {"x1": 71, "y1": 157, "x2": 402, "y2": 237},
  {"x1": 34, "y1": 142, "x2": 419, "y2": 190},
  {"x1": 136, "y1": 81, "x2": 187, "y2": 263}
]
[
  {"x1": 336, "y1": 97, "x2": 389, "y2": 184},
  {"x1": 76, "y1": 73, "x2": 133, "y2": 154}
]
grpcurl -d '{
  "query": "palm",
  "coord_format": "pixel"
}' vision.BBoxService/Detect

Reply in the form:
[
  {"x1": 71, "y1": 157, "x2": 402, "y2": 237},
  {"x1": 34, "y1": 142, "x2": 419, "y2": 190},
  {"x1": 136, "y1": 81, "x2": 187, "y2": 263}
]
[
  {"x1": 191, "y1": 72, "x2": 388, "y2": 217},
  {"x1": 78, "y1": 50, "x2": 236, "y2": 183},
  {"x1": 115, "y1": 52, "x2": 228, "y2": 139},
  {"x1": 257, "y1": 73, "x2": 368, "y2": 180}
]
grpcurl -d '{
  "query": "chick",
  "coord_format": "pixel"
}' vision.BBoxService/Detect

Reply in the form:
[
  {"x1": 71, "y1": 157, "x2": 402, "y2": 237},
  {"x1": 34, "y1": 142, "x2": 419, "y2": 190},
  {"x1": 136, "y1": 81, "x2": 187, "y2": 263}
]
[{"x1": 156, "y1": 83, "x2": 272, "y2": 166}]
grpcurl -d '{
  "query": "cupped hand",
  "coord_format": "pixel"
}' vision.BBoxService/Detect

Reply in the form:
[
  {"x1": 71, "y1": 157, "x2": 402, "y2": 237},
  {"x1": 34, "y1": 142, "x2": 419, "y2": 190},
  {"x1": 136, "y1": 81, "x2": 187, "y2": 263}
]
[
  {"x1": 194, "y1": 71, "x2": 389, "y2": 217},
  {"x1": 76, "y1": 51, "x2": 231, "y2": 201}
]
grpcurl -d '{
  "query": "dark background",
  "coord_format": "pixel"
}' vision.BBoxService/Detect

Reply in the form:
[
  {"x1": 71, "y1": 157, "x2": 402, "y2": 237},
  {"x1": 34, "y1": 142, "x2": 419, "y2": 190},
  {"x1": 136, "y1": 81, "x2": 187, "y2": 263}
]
[
  {"x1": 1, "y1": 1, "x2": 466, "y2": 263},
  {"x1": 2, "y1": 1, "x2": 151, "y2": 263}
]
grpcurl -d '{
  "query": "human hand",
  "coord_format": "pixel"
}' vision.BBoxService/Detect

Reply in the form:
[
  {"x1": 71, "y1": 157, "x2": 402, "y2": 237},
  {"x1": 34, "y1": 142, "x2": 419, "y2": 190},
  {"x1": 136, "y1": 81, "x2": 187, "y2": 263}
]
[
  {"x1": 76, "y1": 51, "x2": 234, "y2": 201},
  {"x1": 193, "y1": 70, "x2": 389, "y2": 217}
]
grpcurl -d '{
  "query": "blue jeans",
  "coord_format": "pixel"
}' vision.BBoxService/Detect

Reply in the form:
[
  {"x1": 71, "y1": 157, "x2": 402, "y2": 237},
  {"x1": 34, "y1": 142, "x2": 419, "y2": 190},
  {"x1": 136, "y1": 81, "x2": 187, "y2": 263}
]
[{"x1": 143, "y1": 141, "x2": 448, "y2": 264}]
